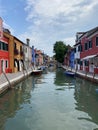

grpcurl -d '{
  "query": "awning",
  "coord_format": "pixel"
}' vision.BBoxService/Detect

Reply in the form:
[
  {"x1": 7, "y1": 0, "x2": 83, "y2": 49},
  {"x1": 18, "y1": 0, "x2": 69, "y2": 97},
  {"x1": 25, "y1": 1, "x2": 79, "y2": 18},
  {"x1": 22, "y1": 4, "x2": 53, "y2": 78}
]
[{"x1": 82, "y1": 54, "x2": 97, "y2": 60}]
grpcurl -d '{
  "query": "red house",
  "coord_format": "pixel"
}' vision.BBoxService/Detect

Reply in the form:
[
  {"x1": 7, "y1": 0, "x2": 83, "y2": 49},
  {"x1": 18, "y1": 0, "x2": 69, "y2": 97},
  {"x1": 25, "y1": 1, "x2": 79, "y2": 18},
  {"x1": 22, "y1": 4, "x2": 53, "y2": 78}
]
[
  {"x1": 79, "y1": 27, "x2": 98, "y2": 74},
  {"x1": 64, "y1": 50, "x2": 71, "y2": 67},
  {"x1": 0, "y1": 17, "x2": 9, "y2": 74}
]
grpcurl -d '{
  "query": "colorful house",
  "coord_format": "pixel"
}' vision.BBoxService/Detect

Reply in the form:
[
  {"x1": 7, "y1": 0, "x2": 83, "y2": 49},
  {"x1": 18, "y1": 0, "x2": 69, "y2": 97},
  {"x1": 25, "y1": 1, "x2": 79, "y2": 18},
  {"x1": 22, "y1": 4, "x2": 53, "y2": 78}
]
[
  {"x1": 64, "y1": 47, "x2": 75, "y2": 69},
  {"x1": 64, "y1": 50, "x2": 70, "y2": 67},
  {"x1": 32, "y1": 46, "x2": 35, "y2": 66},
  {"x1": 0, "y1": 17, "x2": 9, "y2": 74},
  {"x1": 23, "y1": 39, "x2": 32, "y2": 70},
  {"x1": 79, "y1": 27, "x2": 98, "y2": 74},
  {"x1": 74, "y1": 32, "x2": 84, "y2": 71},
  {"x1": 70, "y1": 49, "x2": 75, "y2": 69},
  {"x1": 3, "y1": 31, "x2": 24, "y2": 73},
  {"x1": 35, "y1": 49, "x2": 43, "y2": 66}
]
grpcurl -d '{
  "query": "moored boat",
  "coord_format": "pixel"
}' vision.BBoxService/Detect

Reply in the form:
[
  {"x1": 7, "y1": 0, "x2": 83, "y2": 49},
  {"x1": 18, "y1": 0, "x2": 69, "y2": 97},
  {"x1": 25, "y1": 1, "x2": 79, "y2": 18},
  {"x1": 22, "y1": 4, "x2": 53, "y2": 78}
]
[
  {"x1": 64, "y1": 71, "x2": 75, "y2": 77},
  {"x1": 31, "y1": 69, "x2": 42, "y2": 75}
]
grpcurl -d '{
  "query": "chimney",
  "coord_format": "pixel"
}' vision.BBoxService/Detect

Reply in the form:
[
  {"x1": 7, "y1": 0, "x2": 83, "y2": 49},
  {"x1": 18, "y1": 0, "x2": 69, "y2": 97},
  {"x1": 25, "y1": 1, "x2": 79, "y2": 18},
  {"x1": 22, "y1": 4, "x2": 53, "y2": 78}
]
[
  {"x1": 0, "y1": 17, "x2": 3, "y2": 38},
  {"x1": 26, "y1": 38, "x2": 30, "y2": 46}
]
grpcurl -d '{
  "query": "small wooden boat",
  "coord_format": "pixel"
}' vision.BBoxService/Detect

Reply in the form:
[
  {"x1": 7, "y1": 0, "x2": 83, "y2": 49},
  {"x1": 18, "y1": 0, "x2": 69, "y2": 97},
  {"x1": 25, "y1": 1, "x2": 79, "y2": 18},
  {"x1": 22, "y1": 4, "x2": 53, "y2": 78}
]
[
  {"x1": 39, "y1": 65, "x2": 48, "y2": 71},
  {"x1": 32, "y1": 69, "x2": 42, "y2": 75},
  {"x1": 64, "y1": 71, "x2": 75, "y2": 77}
]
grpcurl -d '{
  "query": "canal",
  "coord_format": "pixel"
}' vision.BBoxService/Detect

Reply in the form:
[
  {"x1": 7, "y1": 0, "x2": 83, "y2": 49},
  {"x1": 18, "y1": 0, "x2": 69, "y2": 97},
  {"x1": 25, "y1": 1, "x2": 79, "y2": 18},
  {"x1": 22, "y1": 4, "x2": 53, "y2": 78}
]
[{"x1": 0, "y1": 68, "x2": 98, "y2": 130}]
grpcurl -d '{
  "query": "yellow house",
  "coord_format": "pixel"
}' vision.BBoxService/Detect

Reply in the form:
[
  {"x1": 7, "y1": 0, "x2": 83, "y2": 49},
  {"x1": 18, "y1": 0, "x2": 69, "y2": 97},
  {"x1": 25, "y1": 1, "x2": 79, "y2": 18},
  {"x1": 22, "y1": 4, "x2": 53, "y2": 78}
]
[
  {"x1": 3, "y1": 30, "x2": 24, "y2": 73},
  {"x1": 13, "y1": 36, "x2": 24, "y2": 72}
]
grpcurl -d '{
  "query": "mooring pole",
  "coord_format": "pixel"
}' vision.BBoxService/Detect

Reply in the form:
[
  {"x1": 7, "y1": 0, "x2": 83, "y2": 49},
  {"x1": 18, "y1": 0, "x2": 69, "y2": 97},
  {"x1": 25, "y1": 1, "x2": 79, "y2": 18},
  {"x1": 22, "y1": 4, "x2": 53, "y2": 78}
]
[{"x1": 3, "y1": 71, "x2": 11, "y2": 89}]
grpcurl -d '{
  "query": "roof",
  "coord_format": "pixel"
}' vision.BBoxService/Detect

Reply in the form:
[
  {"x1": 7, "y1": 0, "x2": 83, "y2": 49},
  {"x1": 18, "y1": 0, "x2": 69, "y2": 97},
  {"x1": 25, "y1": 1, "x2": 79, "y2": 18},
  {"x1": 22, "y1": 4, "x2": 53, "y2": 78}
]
[
  {"x1": 75, "y1": 26, "x2": 98, "y2": 45},
  {"x1": 86, "y1": 26, "x2": 98, "y2": 37}
]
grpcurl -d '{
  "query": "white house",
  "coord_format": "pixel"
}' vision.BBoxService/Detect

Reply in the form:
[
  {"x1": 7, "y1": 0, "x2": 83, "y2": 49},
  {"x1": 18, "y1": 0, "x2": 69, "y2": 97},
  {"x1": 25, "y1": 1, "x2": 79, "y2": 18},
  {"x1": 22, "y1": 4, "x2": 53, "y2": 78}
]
[
  {"x1": 23, "y1": 39, "x2": 31, "y2": 70},
  {"x1": 74, "y1": 32, "x2": 84, "y2": 70}
]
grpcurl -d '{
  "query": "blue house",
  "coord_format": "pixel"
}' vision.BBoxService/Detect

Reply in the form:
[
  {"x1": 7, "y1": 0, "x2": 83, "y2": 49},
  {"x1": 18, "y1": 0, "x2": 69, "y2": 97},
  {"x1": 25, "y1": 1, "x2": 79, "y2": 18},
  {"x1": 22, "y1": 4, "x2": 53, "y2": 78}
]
[{"x1": 70, "y1": 49, "x2": 75, "y2": 68}]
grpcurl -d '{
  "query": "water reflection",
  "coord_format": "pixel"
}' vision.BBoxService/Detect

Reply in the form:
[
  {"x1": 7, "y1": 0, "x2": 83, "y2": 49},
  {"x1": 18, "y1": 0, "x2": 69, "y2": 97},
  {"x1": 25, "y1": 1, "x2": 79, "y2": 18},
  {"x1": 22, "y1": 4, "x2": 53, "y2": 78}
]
[
  {"x1": 32, "y1": 75, "x2": 46, "y2": 89},
  {"x1": 54, "y1": 68, "x2": 75, "y2": 90},
  {"x1": 0, "y1": 69, "x2": 98, "y2": 130},
  {"x1": 0, "y1": 77, "x2": 33, "y2": 130},
  {"x1": 74, "y1": 77, "x2": 98, "y2": 127}
]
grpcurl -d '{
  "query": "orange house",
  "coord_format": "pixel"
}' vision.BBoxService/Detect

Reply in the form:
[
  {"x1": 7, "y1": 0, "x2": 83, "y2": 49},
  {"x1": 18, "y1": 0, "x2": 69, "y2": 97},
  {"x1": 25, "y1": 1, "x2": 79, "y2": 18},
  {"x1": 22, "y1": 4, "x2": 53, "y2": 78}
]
[{"x1": 3, "y1": 31, "x2": 24, "y2": 73}]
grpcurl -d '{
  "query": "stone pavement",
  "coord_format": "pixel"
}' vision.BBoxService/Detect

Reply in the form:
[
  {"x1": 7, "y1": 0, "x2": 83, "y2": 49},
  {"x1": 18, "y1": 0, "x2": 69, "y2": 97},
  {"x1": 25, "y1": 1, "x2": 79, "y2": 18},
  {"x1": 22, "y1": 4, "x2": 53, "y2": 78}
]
[
  {"x1": 0, "y1": 69, "x2": 32, "y2": 94},
  {"x1": 62, "y1": 65, "x2": 98, "y2": 83}
]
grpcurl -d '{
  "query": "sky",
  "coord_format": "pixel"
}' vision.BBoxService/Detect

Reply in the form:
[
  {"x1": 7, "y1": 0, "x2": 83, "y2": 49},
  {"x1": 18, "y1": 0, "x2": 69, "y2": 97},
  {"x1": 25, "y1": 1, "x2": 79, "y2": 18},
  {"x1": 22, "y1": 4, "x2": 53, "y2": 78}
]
[{"x1": 0, "y1": 0, "x2": 98, "y2": 56}]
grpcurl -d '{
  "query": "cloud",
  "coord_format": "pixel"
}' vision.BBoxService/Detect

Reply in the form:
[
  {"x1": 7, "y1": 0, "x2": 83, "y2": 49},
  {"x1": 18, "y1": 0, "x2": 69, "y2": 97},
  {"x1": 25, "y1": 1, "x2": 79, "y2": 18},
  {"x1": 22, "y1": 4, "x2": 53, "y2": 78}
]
[
  {"x1": 63, "y1": 37, "x2": 75, "y2": 46},
  {"x1": 25, "y1": 0, "x2": 97, "y2": 22},
  {"x1": 21, "y1": 0, "x2": 98, "y2": 56}
]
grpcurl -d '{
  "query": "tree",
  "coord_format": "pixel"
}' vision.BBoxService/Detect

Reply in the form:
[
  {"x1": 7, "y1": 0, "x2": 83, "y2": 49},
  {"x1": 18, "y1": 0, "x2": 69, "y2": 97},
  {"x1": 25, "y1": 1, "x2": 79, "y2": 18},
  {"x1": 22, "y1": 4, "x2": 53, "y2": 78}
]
[{"x1": 53, "y1": 41, "x2": 68, "y2": 63}]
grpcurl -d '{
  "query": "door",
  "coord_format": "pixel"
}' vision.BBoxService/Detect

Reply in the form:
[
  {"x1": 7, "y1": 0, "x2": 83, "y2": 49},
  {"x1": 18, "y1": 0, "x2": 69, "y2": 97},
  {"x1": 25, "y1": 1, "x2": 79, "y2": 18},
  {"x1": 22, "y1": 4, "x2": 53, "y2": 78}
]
[
  {"x1": 1, "y1": 60, "x2": 5, "y2": 73},
  {"x1": 83, "y1": 61, "x2": 85, "y2": 71}
]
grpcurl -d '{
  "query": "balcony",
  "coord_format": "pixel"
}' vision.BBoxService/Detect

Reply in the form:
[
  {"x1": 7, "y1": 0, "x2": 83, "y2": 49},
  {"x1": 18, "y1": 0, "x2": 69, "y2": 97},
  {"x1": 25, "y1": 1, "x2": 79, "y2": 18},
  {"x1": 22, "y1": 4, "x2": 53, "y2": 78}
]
[
  {"x1": 14, "y1": 49, "x2": 19, "y2": 55},
  {"x1": 20, "y1": 51, "x2": 24, "y2": 56}
]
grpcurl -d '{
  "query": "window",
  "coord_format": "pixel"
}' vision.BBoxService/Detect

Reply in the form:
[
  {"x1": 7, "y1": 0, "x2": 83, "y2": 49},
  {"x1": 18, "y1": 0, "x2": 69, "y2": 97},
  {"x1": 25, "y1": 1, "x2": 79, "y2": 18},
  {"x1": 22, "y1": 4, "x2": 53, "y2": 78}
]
[
  {"x1": 78, "y1": 45, "x2": 80, "y2": 51},
  {"x1": 0, "y1": 41, "x2": 1, "y2": 49},
  {"x1": 88, "y1": 40, "x2": 92, "y2": 49},
  {"x1": 25, "y1": 48, "x2": 27, "y2": 53},
  {"x1": 80, "y1": 45, "x2": 82, "y2": 52},
  {"x1": 3, "y1": 42, "x2": 5, "y2": 50},
  {"x1": 77, "y1": 59, "x2": 80, "y2": 64},
  {"x1": 1, "y1": 42, "x2": 3, "y2": 50},
  {"x1": 84, "y1": 43, "x2": 88, "y2": 50},
  {"x1": 0, "y1": 41, "x2": 8, "y2": 51},
  {"x1": 96, "y1": 37, "x2": 98, "y2": 46},
  {"x1": 6, "y1": 44, "x2": 8, "y2": 51},
  {"x1": 80, "y1": 61, "x2": 83, "y2": 65},
  {"x1": 14, "y1": 43, "x2": 17, "y2": 50},
  {"x1": 6, "y1": 60, "x2": 8, "y2": 68},
  {"x1": 85, "y1": 60, "x2": 89, "y2": 66},
  {"x1": 0, "y1": 41, "x2": 3, "y2": 50},
  {"x1": 20, "y1": 46, "x2": 22, "y2": 52},
  {"x1": 78, "y1": 45, "x2": 82, "y2": 52},
  {"x1": 74, "y1": 48, "x2": 76, "y2": 53}
]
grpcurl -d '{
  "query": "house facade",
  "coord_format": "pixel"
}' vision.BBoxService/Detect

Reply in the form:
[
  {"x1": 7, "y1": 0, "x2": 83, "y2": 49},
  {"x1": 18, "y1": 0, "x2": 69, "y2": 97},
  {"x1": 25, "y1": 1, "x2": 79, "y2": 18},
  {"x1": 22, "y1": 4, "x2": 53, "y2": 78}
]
[
  {"x1": 64, "y1": 50, "x2": 70, "y2": 67},
  {"x1": 14, "y1": 36, "x2": 24, "y2": 72},
  {"x1": 80, "y1": 27, "x2": 98, "y2": 73},
  {"x1": 23, "y1": 39, "x2": 32, "y2": 70},
  {"x1": 0, "y1": 17, "x2": 9, "y2": 74},
  {"x1": 70, "y1": 49, "x2": 74, "y2": 69},
  {"x1": 3, "y1": 31, "x2": 24, "y2": 73},
  {"x1": 64, "y1": 46, "x2": 74, "y2": 69},
  {"x1": 35, "y1": 49, "x2": 43, "y2": 66},
  {"x1": 28, "y1": 46, "x2": 32, "y2": 69},
  {"x1": 74, "y1": 32, "x2": 84, "y2": 71}
]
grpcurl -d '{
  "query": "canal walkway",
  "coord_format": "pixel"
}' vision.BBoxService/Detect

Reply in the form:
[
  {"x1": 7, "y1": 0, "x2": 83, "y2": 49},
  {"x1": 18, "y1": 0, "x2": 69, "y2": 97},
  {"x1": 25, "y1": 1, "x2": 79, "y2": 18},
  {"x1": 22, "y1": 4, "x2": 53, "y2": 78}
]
[
  {"x1": 62, "y1": 65, "x2": 98, "y2": 83},
  {"x1": 0, "y1": 68, "x2": 32, "y2": 94}
]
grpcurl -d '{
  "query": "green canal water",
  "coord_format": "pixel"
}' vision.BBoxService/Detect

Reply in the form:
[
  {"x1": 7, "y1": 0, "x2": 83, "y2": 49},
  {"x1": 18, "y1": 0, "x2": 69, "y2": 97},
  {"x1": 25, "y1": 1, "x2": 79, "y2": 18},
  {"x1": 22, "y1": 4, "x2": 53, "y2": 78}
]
[{"x1": 0, "y1": 68, "x2": 98, "y2": 130}]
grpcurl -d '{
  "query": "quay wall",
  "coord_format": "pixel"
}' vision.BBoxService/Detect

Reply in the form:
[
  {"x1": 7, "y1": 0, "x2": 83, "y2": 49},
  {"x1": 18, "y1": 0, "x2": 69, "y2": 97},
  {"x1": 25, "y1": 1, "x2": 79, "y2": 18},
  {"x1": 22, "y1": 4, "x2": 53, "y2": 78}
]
[
  {"x1": 62, "y1": 65, "x2": 98, "y2": 84},
  {"x1": 0, "y1": 70, "x2": 32, "y2": 95}
]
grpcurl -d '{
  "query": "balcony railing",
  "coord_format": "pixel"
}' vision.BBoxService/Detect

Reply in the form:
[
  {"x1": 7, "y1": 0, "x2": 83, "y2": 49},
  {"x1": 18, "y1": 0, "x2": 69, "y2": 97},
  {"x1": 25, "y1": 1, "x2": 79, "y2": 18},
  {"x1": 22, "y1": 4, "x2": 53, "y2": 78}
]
[
  {"x1": 20, "y1": 51, "x2": 24, "y2": 56},
  {"x1": 14, "y1": 49, "x2": 19, "y2": 55}
]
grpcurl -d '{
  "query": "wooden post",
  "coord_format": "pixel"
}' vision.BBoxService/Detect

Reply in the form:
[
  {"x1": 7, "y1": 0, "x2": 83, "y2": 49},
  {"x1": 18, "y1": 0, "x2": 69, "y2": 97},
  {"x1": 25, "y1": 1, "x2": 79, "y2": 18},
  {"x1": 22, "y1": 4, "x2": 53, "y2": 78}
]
[{"x1": 3, "y1": 71, "x2": 11, "y2": 89}]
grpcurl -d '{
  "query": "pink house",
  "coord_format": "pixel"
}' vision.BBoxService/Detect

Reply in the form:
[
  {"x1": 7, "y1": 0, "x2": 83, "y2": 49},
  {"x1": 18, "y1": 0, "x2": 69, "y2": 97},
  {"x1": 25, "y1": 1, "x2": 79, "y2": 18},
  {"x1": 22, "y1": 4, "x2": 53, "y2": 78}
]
[
  {"x1": 35, "y1": 49, "x2": 43, "y2": 66},
  {"x1": 64, "y1": 49, "x2": 71, "y2": 67}
]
